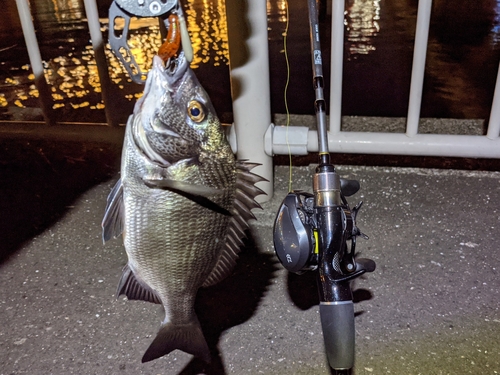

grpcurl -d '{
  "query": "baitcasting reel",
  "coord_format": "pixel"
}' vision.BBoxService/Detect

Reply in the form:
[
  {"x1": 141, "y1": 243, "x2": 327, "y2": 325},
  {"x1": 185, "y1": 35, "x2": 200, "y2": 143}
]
[
  {"x1": 273, "y1": 168, "x2": 376, "y2": 371},
  {"x1": 273, "y1": 191, "x2": 317, "y2": 274},
  {"x1": 273, "y1": 178, "x2": 369, "y2": 276}
]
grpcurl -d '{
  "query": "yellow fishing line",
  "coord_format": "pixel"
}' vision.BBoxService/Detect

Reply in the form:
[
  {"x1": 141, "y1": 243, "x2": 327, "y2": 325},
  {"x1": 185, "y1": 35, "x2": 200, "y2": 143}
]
[{"x1": 283, "y1": 0, "x2": 293, "y2": 193}]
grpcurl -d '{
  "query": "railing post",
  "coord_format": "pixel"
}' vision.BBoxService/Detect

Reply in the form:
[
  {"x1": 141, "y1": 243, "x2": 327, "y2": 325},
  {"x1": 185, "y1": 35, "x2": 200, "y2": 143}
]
[
  {"x1": 487, "y1": 61, "x2": 500, "y2": 139},
  {"x1": 329, "y1": 0, "x2": 345, "y2": 134},
  {"x1": 406, "y1": 0, "x2": 432, "y2": 137},
  {"x1": 83, "y1": 0, "x2": 118, "y2": 127},
  {"x1": 226, "y1": 0, "x2": 273, "y2": 201},
  {"x1": 15, "y1": 0, "x2": 56, "y2": 125}
]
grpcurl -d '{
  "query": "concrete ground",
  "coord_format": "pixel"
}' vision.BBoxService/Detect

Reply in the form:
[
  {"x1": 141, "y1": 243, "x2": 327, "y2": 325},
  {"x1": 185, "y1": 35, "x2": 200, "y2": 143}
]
[{"x1": 0, "y1": 122, "x2": 499, "y2": 375}]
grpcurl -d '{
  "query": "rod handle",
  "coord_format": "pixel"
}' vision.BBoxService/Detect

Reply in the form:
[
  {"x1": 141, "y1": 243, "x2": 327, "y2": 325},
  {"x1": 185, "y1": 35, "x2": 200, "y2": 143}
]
[{"x1": 319, "y1": 301, "x2": 355, "y2": 370}]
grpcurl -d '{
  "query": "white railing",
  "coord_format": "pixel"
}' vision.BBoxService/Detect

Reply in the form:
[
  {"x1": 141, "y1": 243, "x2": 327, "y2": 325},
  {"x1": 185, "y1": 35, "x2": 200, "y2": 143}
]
[
  {"x1": 225, "y1": 0, "x2": 273, "y2": 201},
  {"x1": 14, "y1": 0, "x2": 54, "y2": 125},
  {"x1": 14, "y1": 0, "x2": 118, "y2": 126},
  {"x1": 259, "y1": 0, "x2": 500, "y2": 160},
  {"x1": 227, "y1": 0, "x2": 500, "y2": 199},
  {"x1": 14, "y1": 0, "x2": 500, "y2": 201}
]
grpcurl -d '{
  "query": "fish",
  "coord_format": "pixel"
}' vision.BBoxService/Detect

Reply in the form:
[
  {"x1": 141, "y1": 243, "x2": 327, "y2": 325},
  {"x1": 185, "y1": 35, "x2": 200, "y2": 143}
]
[{"x1": 102, "y1": 52, "x2": 266, "y2": 363}]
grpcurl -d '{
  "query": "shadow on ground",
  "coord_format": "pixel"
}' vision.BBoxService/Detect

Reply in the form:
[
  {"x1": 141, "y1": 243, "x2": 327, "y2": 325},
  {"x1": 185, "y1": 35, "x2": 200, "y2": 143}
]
[
  {"x1": 286, "y1": 270, "x2": 373, "y2": 311},
  {"x1": 178, "y1": 236, "x2": 279, "y2": 375},
  {"x1": 0, "y1": 137, "x2": 121, "y2": 264}
]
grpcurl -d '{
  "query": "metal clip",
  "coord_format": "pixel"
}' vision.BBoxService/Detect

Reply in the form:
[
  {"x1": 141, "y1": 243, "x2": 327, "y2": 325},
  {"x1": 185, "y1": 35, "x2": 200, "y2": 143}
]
[
  {"x1": 108, "y1": 0, "x2": 192, "y2": 84},
  {"x1": 113, "y1": 0, "x2": 176, "y2": 18}
]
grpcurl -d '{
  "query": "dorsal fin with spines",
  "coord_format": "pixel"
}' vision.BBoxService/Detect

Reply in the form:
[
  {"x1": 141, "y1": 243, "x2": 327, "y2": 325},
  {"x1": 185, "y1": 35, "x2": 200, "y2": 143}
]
[{"x1": 202, "y1": 161, "x2": 267, "y2": 287}]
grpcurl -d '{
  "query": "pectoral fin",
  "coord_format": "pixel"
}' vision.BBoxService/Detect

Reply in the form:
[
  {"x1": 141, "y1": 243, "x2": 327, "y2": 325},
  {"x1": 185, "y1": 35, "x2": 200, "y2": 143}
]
[
  {"x1": 143, "y1": 178, "x2": 231, "y2": 216},
  {"x1": 102, "y1": 178, "x2": 124, "y2": 243}
]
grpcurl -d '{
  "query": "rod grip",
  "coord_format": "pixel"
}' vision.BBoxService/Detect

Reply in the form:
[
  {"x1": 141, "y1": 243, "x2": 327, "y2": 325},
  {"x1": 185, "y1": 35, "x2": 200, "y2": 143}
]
[{"x1": 319, "y1": 301, "x2": 355, "y2": 370}]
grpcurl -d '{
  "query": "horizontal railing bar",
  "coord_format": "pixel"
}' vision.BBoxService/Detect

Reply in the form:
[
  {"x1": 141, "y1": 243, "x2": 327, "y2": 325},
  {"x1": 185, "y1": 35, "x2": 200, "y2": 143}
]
[
  {"x1": 0, "y1": 122, "x2": 125, "y2": 143},
  {"x1": 268, "y1": 126, "x2": 500, "y2": 158},
  {"x1": 0, "y1": 120, "x2": 115, "y2": 126}
]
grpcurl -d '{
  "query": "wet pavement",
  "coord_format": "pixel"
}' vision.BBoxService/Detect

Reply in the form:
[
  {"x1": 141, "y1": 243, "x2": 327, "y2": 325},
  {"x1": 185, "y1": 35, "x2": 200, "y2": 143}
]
[{"x1": 1, "y1": 122, "x2": 499, "y2": 374}]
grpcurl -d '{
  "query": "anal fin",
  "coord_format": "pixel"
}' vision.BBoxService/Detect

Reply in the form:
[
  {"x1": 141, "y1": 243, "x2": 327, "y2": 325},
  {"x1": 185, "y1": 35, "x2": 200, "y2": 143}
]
[{"x1": 116, "y1": 264, "x2": 161, "y2": 304}]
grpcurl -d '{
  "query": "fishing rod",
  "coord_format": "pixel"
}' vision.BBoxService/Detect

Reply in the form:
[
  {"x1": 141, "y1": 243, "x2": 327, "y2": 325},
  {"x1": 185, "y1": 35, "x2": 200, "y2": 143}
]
[{"x1": 273, "y1": 0, "x2": 376, "y2": 372}]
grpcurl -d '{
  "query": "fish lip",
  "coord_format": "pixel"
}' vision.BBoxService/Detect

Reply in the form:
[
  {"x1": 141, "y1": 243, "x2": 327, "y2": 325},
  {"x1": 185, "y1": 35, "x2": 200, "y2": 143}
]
[
  {"x1": 134, "y1": 52, "x2": 188, "y2": 115},
  {"x1": 155, "y1": 52, "x2": 189, "y2": 87}
]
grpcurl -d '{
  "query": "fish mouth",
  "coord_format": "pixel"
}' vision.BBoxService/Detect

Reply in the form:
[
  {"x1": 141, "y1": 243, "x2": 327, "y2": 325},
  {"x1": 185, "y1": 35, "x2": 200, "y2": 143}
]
[
  {"x1": 150, "y1": 51, "x2": 189, "y2": 93},
  {"x1": 162, "y1": 52, "x2": 189, "y2": 84},
  {"x1": 131, "y1": 52, "x2": 192, "y2": 168},
  {"x1": 134, "y1": 52, "x2": 189, "y2": 115}
]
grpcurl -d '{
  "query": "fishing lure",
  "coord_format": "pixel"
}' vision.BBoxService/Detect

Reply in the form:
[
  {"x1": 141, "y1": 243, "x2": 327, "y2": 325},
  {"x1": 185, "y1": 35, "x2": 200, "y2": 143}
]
[{"x1": 159, "y1": 14, "x2": 181, "y2": 61}]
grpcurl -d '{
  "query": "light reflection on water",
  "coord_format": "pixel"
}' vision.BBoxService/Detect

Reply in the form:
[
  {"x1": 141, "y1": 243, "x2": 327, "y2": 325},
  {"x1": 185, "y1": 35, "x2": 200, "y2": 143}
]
[
  {"x1": 269, "y1": 0, "x2": 288, "y2": 25},
  {"x1": 345, "y1": 0, "x2": 381, "y2": 57},
  {"x1": 1, "y1": 0, "x2": 500, "y2": 122},
  {"x1": 186, "y1": 0, "x2": 229, "y2": 67},
  {"x1": 0, "y1": 0, "x2": 230, "y2": 122},
  {"x1": 28, "y1": 0, "x2": 85, "y2": 25},
  {"x1": 492, "y1": 0, "x2": 500, "y2": 45}
]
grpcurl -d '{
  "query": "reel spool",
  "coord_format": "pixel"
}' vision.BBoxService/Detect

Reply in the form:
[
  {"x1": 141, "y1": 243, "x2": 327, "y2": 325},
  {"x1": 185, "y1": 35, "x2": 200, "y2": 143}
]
[{"x1": 273, "y1": 192, "x2": 318, "y2": 274}]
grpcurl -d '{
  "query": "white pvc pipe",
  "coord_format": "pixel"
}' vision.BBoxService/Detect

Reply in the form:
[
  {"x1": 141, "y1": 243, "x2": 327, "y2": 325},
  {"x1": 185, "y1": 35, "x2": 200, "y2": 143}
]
[
  {"x1": 487, "y1": 61, "x2": 500, "y2": 139},
  {"x1": 15, "y1": 0, "x2": 55, "y2": 125},
  {"x1": 268, "y1": 126, "x2": 500, "y2": 158},
  {"x1": 329, "y1": 0, "x2": 345, "y2": 134},
  {"x1": 406, "y1": 0, "x2": 432, "y2": 137},
  {"x1": 226, "y1": 0, "x2": 273, "y2": 201},
  {"x1": 83, "y1": 0, "x2": 118, "y2": 126}
]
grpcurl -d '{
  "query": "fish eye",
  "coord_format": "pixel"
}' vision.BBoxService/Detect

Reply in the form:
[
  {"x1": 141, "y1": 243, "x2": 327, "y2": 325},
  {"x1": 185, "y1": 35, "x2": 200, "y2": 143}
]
[{"x1": 187, "y1": 100, "x2": 205, "y2": 123}]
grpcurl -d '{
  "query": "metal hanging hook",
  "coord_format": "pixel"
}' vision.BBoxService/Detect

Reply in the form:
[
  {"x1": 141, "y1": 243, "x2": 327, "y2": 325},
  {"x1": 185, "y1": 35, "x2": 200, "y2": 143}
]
[{"x1": 108, "y1": 0, "x2": 192, "y2": 84}]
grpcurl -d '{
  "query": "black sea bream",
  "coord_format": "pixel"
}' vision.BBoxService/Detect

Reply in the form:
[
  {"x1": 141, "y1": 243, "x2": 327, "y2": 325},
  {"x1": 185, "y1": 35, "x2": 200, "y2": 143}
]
[{"x1": 102, "y1": 53, "x2": 265, "y2": 363}]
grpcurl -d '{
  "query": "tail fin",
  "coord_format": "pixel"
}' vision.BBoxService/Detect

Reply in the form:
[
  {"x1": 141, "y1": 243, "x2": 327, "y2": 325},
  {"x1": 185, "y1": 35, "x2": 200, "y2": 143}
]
[{"x1": 141, "y1": 320, "x2": 211, "y2": 363}]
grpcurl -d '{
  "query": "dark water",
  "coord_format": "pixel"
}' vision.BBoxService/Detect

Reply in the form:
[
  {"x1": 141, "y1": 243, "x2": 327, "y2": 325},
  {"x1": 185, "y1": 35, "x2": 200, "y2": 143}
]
[{"x1": 1, "y1": 0, "x2": 500, "y2": 124}]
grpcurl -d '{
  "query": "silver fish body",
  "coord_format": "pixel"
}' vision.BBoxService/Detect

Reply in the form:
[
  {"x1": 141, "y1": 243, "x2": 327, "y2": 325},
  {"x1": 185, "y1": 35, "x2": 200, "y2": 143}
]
[{"x1": 102, "y1": 54, "x2": 265, "y2": 363}]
